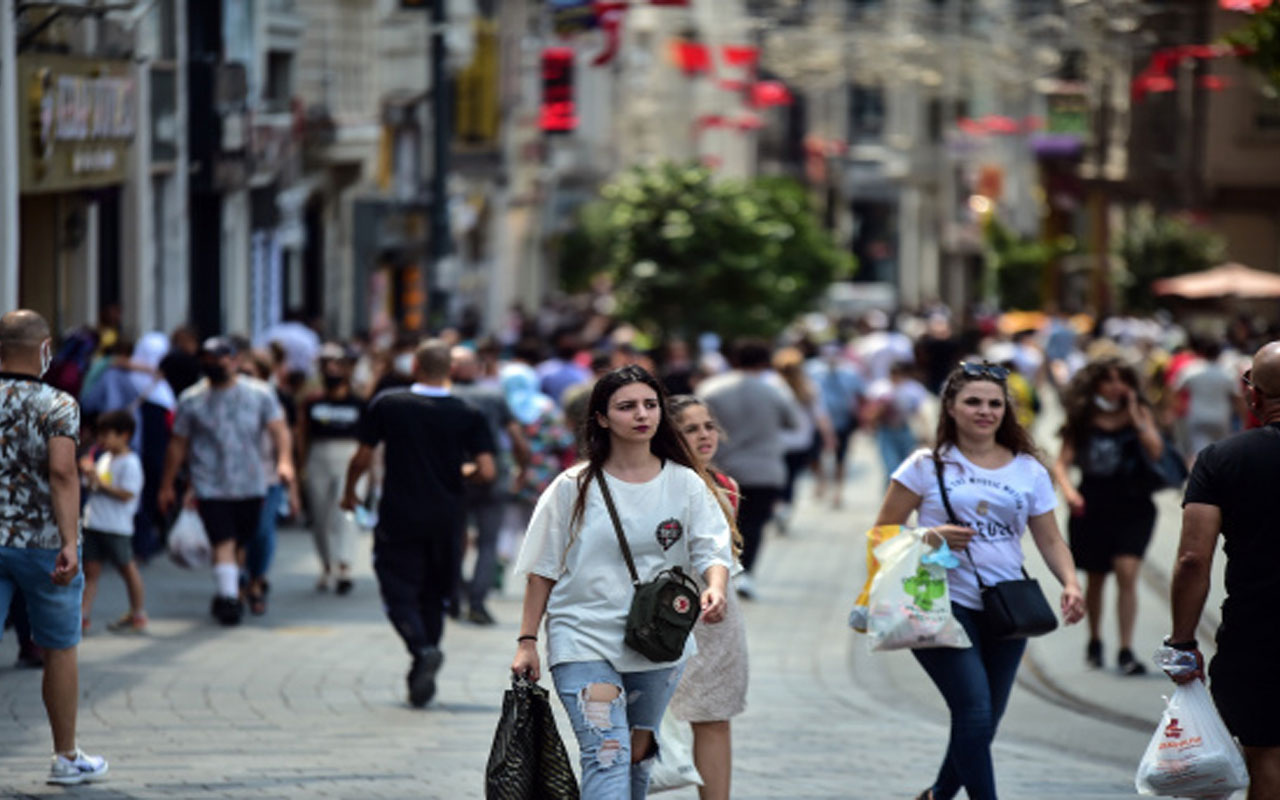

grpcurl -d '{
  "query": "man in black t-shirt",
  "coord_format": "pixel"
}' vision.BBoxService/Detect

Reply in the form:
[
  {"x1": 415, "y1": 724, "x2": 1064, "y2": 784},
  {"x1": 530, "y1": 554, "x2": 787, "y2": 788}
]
[
  {"x1": 341, "y1": 339, "x2": 495, "y2": 708},
  {"x1": 1169, "y1": 340, "x2": 1280, "y2": 798}
]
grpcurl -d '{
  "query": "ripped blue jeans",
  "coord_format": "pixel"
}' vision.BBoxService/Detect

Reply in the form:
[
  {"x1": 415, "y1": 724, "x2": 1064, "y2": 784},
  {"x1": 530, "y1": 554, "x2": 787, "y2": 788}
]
[{"x1": 550, "y1": 660, "x2": 685, "y2": 799}]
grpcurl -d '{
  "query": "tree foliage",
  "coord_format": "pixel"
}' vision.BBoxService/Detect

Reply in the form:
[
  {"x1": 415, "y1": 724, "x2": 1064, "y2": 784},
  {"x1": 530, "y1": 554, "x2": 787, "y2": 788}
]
[
  {"x1": 1227, "y1": 6, "x2": 1280, "y2": 94},
  {"x1": 983, "y1": 219, "x2": 1074, "y2": 311},
  {"x1": 558, "y1": 163, "x2": 855, "y2": 340},
  {"x1": 1116, "y1": 211, "x2": 1225, "y2": 312}
]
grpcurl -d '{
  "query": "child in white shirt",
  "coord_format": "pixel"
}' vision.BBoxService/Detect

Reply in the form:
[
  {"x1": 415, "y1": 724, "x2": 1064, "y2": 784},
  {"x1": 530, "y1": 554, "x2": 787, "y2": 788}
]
[{"x1": 80, "y1": 410, "x2": 147, "y2": 633}]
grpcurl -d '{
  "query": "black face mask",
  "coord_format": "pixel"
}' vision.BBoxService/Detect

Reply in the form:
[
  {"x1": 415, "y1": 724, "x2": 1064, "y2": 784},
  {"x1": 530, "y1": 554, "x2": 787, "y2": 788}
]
[
  {"x1": 201, "y1": 363, "x2": 230, "y2": 384},
  {"x1": 322, "y1": 374, "x2": 345, "y2": 390}
]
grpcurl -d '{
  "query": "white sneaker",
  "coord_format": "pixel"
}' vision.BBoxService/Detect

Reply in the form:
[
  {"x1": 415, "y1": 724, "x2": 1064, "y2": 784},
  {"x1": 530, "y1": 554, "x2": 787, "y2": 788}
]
[
  {"x1": 48, "y1": 748, "x2": 108, "y2": 785},
  {"x1": 733, "y1": 572, "x2": 757, "y2": 601}
]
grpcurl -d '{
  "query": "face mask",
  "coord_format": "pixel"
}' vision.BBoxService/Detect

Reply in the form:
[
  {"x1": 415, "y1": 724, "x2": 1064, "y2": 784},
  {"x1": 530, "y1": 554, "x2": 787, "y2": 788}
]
[
  {"x1": 201, "y1": 362, "x2": 230, "y2": 384},
  {"x1": 394, "y1": 353, "x2": 415, "y2": 375},
  {"x1": 1094, "y1": 395, "x2": 1119, "y2": 413},
  {"x1": 322, "y1": 374, "x2": 345, "y2": 390},
  {"x1": 39, "y1": 341, "x2": 52, "y2": 377}
]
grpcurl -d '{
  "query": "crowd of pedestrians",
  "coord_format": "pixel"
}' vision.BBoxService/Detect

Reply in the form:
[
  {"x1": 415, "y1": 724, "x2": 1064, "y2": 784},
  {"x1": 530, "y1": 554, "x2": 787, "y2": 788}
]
[{"x1": 1, "y1": 297, "x2": 1278, "y2": 796}]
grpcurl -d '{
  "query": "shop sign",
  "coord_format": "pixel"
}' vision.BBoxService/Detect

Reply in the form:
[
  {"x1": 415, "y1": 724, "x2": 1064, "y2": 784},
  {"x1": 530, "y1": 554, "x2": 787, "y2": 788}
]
[{"x1": 18, "y1": 55, "x2": 136, "y2": 193}]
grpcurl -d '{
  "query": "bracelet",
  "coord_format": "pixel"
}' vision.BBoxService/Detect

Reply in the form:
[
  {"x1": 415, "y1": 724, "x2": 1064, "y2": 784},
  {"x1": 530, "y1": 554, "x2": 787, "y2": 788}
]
[
  {"x1": 1163, "y1": 636, "x2": 1198, "y2": 651},
  {"x1": 516, "y1": 634, "x2": 537, "y2": 643}
]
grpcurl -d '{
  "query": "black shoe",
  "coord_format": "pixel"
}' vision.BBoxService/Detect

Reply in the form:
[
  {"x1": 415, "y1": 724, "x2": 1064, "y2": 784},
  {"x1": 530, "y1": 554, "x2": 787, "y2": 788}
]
[
  {"x1": 335, "y1": 578, "x2": 354, "y2": 596},
  {"x1": 211, "y1": 596, "x2": 244, "y2": 627},
  {"x1": 407, "y1": 647, "x2": 444, "y2": 708},
  {"x1": 15, "y1": 641, "x2": 43, "y2": 669},
  {"x1": 1118, "y1": 648, "x2": 1147, "y2": 676},
  {"x1": 466, "y1": 607, "x2": 496, "y2": 626},
  {"x1": 1086, "y1": 638, "x2": 1103, "y2": 669}
]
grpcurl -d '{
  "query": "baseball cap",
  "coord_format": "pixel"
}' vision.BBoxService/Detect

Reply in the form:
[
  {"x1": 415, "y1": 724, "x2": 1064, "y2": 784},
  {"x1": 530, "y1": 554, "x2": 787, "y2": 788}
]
[{"x1": 199, "y1": 336, "x2": 237, "y2": 358}]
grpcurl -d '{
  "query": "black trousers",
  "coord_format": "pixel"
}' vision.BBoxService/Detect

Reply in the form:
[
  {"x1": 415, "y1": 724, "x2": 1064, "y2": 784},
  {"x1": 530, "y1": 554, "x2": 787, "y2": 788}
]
[
  {"x1": 373, "y1": 522, "x2": 458, "y2": 657},
  {"x1": 736, "y1": 485, "x2": 780, "y2": 574}
]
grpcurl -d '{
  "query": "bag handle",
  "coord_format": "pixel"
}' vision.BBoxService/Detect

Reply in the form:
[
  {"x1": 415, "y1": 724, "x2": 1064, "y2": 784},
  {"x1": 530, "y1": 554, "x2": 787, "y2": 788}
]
[
  {"x1": 597, "y1": 471, "x2": 641, "y2": 586},
  {"x1": 932, "y1": 453, "x2": 1030, "y2": 589}
]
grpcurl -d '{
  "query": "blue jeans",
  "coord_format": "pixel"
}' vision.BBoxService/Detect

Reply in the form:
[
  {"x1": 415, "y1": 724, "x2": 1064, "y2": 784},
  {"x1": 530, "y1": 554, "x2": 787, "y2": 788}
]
[
  {"x1": 876, "y1": 425, "x2": 917, "y2": 487},
  {"x1": 551, "y1": 660, "x2": 685, "y2": 800},
  {"x1": 246, "y1": 483, "x2": 285, "y2": 580},
  {"x1": 912, "y1": 604, "x2": 1027, "y2": 800}
]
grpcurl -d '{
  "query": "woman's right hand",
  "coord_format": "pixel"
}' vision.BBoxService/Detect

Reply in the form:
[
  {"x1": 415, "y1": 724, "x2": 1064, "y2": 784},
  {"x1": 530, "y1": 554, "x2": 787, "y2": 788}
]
[
  {"x1": 511, "y1": 642, "x2": 540, "y2": 682},
  {"x1": 1065, "y1": 490, "x2": 1086, "y2": 517},
  {"x1": 930, "y1": 524, "x2": 977, "y2": 551}
]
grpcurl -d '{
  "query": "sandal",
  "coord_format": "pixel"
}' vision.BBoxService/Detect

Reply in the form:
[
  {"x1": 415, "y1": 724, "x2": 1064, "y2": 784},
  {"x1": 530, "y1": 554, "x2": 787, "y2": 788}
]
[
  {"x1": 914, "y1": 790, "x2": 935, "y2": 800},
  {"x1": 247, "y1": 587, "x2": 267, "y2": 616}
]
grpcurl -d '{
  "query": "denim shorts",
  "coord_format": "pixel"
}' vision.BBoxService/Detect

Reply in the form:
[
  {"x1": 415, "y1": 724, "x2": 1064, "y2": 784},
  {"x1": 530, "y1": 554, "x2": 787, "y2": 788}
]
[
  {"x1": 0, "y1": 545, "x2": 84, "y2": 650},
  {"x1": 551, "y1": 660, "x2": 685, "y2": 800}
]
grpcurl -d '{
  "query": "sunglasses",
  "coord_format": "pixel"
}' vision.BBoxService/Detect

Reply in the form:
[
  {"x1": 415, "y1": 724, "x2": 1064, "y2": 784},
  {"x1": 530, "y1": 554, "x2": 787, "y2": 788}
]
[{"x1": 959, "y1": 361, "x2": 1010, "y2": 381}]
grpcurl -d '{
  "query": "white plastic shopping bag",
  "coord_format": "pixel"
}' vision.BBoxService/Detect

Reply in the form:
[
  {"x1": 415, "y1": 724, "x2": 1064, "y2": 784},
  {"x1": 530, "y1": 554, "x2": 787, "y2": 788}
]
[
  {"x1": 647, "y1": 709, "x2": 703, "y2": 793},
  {"x1": 865, "y1": 527, "x2": 971, "y2": 652},
  {"x1": 1135, "y1": 680, "x2": 1249, "y2": 798},
  {"x1": 167, "y1": 508, "x2": 211, "y2": 569}
]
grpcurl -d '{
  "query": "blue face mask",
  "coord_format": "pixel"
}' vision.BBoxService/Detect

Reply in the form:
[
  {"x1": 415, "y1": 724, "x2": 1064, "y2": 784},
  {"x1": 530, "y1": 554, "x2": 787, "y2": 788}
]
[{"x1": 1094, "y1": 395, "x2": 1119, "y2": 413}]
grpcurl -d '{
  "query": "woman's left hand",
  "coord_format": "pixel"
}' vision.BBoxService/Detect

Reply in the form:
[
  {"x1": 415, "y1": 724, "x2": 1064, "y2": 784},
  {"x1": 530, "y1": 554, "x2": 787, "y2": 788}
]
[
  {"x1": 700, "y1": 586, "x2": 727, "y2": 624},
  {"x1": 1060, "y1": 584, "x2": 1085, "y2": 625}
]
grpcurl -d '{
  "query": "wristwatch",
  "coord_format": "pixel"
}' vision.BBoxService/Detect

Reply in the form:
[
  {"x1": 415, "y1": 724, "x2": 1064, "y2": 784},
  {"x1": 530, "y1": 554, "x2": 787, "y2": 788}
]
[{"x1": 1162, "y1": 636, "x2": 1199, "y2": 651}]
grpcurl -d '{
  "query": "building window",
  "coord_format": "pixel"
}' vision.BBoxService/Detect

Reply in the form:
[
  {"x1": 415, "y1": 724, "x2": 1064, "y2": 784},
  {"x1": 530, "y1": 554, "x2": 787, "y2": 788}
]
[
  {"x1": 265, "y1": 51, "x2": 294, "y2": 113},
  {"x1": 849, "y1": 84, "x2": 885, "y2": 142}
]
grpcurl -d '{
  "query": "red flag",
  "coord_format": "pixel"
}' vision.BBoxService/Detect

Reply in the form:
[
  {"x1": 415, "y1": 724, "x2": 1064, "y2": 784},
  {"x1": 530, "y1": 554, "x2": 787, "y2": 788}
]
[
  {"x1": 673, "y1": 41, "x2": 712, "y2": 73},
  {"x1": 722, "y1": 45, "x2": 759, "y2": 67},
  {"x1": 750, "y1": 80, "x2": 792, "y2": 108}
]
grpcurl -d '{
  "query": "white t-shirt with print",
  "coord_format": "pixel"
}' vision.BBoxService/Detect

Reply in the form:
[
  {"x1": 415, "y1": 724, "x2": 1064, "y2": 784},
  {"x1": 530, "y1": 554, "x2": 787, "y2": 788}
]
[
  {"x1": 891, "y1": 446, "x2": 1058, "y2": 610},
  {"x1": 515, "y1": 462, "x2": 734, "y2": 672},
  {"x1": 84, "y1": 451, "x2": 143, "y2": 536}
]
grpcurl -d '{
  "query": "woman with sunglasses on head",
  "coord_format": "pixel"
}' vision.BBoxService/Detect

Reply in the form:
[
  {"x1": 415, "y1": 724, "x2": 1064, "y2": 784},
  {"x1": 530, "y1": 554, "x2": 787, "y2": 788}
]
[
  {"x1": 1050, "y1": 356, "x2": 1166, "y2": 676},
  {"x1": 510, "y1": 367, "x2": 735, "y2": 799},
  {"x1": 872, "y1": 362, "x2": 1084, "y2": 800},
  {"x1": 665, "y1": 395, "x2": 748, "y2": 800}
]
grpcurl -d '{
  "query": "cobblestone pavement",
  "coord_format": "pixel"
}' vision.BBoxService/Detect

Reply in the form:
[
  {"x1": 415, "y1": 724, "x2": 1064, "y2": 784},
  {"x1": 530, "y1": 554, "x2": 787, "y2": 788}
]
[{"x1": 1, "y1": 440, "x2": 1173, "y2": 799}]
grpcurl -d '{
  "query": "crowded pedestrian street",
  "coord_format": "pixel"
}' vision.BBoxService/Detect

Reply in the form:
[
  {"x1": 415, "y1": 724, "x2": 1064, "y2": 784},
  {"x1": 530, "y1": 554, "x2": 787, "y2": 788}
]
[{"x1": 0, "y1": 423, "x2": 1221, "y2": 799}]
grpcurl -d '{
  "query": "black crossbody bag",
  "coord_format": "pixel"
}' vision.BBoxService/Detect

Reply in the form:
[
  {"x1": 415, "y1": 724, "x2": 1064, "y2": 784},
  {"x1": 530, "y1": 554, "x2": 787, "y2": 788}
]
[
  {"x1": 933, "y1": 456, "x2": 1058, "y2": 640},
  {"x1": 597, "y1": 473, "x2": 702, "y2": 662}
]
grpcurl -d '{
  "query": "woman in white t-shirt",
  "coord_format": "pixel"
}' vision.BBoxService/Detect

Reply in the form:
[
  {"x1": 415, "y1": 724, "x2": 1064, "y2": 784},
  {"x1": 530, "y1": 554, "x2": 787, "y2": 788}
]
[
  {"x1": 510, "y1": 366, "x2": 735, "y2": 799},
  {"x1": 872, "y1": 363, "x2": 1085, "y2": 800}
]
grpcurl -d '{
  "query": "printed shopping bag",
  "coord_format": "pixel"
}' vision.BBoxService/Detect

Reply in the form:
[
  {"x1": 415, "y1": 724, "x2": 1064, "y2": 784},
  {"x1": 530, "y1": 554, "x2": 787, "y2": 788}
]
[
  {"x1": 647, "y1": 709, "x2": 703, "y2": 793},
  {"x1": 1135, "y1": 680, "x2": 1248, "y2": 798},
  {"x1": 865, "y1": 527, "x2": 971, "y2": 652},
  {"x1": 848, "y1": 525, "x2": 905, "y2": 632},
  {"x1": 485, "y1": 676, "x2": 579, "y2": 800},
  {"x1": 166, "y1": 509, "x2": 211, "y2": 569}
]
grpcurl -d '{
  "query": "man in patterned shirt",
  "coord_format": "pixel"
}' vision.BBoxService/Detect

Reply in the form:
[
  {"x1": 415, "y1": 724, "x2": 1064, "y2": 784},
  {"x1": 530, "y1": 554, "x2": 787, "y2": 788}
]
[
  {"x1": 0, "y1": 310, "x2": 108, "y2": 784},
  {"x1": 158, "y1": 337, "x2": 295, "y2": 625}
]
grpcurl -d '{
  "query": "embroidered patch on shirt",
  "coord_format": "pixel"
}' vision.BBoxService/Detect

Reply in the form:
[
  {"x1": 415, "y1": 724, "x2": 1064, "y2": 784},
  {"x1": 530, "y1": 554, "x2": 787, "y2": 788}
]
[{"x1": 655, "y1": 518, "x2": 683, "y2": 550}]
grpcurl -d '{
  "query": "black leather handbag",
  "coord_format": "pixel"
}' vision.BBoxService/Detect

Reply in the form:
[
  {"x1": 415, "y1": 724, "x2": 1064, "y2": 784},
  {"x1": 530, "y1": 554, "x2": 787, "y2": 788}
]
[
  {"x1": 485, "y1": 676, "x2": 579, "y2": 800},
  {"x1": 933, "y1": 456, "x2": 1058, "y2": 640},
  {"x1": 598, "y1": 473, "x2": 702, "y2": 662}
]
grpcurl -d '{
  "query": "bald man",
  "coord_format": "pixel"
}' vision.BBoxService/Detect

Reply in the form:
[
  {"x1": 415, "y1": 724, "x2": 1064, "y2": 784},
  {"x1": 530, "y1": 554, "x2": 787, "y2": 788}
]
[
  {"x1": 0, "y1": 310, "x2": 109, "y2": 784},
  {"x1": 1168, "y1": 341, "x2": 1280, "y2": 800}
]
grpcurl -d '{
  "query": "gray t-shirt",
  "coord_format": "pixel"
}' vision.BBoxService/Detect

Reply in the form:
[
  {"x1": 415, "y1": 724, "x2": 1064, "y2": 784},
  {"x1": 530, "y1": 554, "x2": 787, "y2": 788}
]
[
  {"x1": 696, "y1": 371, "x2": 798, "y2": 487},
  {"x1": 0, "y1": 375, "x2": 80, "y2": 549},
  {"x1": 174, "y1": 377, "x2": 282, "y2": 499}
]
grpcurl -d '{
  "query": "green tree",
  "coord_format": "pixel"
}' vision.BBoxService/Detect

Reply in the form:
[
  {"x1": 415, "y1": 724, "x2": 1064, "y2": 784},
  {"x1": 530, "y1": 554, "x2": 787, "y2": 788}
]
[
  {"x1": 558, "y1": 163, "x2": 855, "y2": 339},
  {"x1": 983, "y1": 219, "x2": 1072, "y2": 311},
  {"x1": 1116, "y1": 211, "x2": 1225, "y2": 312},
  {"x1": 1226, "y1": 6, "x2": 1280, "y2": 94}
]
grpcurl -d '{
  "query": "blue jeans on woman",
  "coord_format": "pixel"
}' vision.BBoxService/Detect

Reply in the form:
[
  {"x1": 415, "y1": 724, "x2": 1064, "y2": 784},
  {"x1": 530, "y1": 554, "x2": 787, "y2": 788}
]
[
  {"x1": 876, "y1": 425, "x2": 917, "y2": 488},
  {"x1": 246, "y1": 483, "x2": 286, "y2": 581},
  {"x1": 912, "y1": 603, "x2": 1027, "y2": 800},
  {"x1": 550, "y1": 660, "x2": 684, "y2": 799}
]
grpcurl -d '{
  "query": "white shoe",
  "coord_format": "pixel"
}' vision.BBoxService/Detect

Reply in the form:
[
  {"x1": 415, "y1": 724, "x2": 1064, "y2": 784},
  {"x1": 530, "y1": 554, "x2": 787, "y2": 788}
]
[
  {"x1": 733, "y1": 572, "x2": 757, "y2": 601},
  {"x1": 48, "y1": 748, "x2": 108, "y2": 785}
]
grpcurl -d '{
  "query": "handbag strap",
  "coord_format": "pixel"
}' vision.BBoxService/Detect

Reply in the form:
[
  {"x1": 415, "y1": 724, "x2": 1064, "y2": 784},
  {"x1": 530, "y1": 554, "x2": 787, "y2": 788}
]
[
  {"x1": 596, "y1": 472, "x2": 641, "y2": 586},
  {"x1": 932, "y1": 452, "x2": 1028, "y2": 589}
]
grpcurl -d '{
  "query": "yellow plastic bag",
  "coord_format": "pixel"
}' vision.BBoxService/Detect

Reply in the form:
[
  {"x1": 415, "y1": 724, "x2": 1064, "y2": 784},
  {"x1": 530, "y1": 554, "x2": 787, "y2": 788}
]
[{"x1": 848, "y1": 524, "x2": 904, "y2": 633}]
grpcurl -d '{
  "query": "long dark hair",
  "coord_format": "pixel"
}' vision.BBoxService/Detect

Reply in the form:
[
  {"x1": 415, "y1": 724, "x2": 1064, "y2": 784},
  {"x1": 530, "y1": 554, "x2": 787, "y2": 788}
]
[
  {"x1": 933, "y1": 366, "x2": 1039, "y2": 462},
  {"x1": 569, "y1": 365, "x2": 699, "y2": 531},
  {"x1": 1060, "y1": 356, "x2": 1147, "y2": 448}
]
